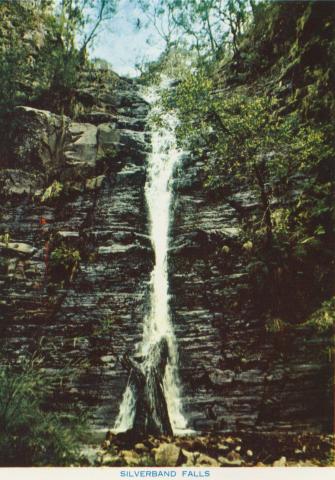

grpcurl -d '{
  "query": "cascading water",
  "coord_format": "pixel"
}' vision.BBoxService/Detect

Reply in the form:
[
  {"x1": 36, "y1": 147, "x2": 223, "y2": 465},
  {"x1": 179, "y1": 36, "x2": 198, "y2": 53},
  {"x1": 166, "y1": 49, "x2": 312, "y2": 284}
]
[{"x1": 114, "y1": 80, "x2": 188, "y2": 434}]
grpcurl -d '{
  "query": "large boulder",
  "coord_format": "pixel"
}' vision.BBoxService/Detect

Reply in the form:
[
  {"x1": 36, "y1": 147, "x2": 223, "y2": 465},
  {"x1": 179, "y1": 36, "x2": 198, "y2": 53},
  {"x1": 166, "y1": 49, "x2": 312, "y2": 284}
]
[
  {"x1": 5, "y1": 107, "x2": 116, "y2": 182},
  {"x1": 153, "y1": 443, "x2": 182, "y2": 467},
  {"x1": 97, "y1": 124, "x2": 149, "y2": 163},
  {"x1": 64, "y1": 122, "x2": 98, "y2": 168},
  {"x1": 180, "y1": 450, "x2": 220, "y2": 467},
  {"x1": 121, "y1": 450, "x2": 141, "y2": 466},
  {"x1": 97, "y1": 123, "x2": 120, "y2": 153},
  {"x1": 7, "y1": 106, "x2": 71, "y2": 176}
]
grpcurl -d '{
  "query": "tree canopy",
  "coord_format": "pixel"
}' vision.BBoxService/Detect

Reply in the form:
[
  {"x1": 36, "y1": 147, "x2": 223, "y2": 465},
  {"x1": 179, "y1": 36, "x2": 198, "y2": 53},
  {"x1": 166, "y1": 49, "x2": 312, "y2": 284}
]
[{"x1": 0, "y1": 0, "x2": 119, "y2": 113}]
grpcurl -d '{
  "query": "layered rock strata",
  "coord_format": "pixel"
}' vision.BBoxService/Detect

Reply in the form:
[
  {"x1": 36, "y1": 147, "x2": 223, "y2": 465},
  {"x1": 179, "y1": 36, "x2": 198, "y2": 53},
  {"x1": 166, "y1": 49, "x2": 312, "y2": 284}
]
[
  {"x1": 0, "y1": 73, "x2": 152, "y2": 431},
  {"x1": 169, "y1": 155, "x2": 332, "y2": 434},
  {"x1": 0, "y1": 75, "x2": 332, "y2": 435}
]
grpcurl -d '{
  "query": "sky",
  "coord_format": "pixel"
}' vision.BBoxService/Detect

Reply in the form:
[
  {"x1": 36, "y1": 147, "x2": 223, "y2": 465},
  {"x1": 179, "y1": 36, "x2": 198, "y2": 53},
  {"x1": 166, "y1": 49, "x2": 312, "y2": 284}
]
[{"x1": 89, "y1": 0, "x2": 166, "y2": 77}]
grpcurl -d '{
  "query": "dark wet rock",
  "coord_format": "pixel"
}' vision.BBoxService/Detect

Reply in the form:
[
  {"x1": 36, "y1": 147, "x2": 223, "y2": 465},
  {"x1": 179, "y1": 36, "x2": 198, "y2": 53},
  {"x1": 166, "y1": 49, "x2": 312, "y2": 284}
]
[
  {"x1": 0, "y1": 74, "x2": 153, "y2": 431},
  {"x1": 0, "y1": 70, "x2": 332, "y2": 440},
  {"x1": 117, "y1": 115, "x2": 147, "y2": 132},
  {"x1": 169, "y1": 152, "x2": 332, "y2": 434},
  {"x1": 5, "y1": 106, "x2": 71, "y2": 176},
  {"x1": 77, "y1": 111, "x2": 118, "y2": 126},
  {"x1": 121, "y1": 338, "x2": 173, "y2": 438},
  {"x1": 112, "y1": 90, "x2": 149, "y2": 109},
  {"x1": 116, "y1": 164, "x2": 146, "y2": 186}
]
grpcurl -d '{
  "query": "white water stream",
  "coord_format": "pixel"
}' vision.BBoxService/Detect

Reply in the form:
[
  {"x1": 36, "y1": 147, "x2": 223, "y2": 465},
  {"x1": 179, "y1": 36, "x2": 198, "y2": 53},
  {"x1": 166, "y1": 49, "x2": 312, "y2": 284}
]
[{"x1": 114, "y1": 81, "x2": 188, "y2": 434}]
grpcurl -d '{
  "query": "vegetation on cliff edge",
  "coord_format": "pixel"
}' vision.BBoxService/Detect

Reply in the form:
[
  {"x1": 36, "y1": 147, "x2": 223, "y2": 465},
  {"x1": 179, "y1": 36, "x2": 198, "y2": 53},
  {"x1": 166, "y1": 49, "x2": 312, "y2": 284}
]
[{"x1": 148, "y1": 0, "x2": 334, "y2": 328}]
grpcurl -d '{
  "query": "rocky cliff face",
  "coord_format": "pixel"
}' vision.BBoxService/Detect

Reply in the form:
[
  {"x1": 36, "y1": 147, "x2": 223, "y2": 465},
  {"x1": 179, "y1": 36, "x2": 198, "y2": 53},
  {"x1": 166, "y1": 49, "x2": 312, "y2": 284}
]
[
  {"x1": 169, "y1": 154, "x2": 332, "y2": 434},
  {"x1": 0, "y1": 74, "x2": 332, "y2": 436},
  {"x1": 0, "y1": 72, "x2": 153, "y2": 432}
]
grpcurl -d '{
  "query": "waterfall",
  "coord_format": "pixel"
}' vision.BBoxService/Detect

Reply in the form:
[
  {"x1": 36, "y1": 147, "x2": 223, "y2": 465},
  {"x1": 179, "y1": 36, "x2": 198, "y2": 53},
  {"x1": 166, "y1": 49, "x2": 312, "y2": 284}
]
[{"x1": 114, "y1": 80, "x2": 188, "y2": 434}]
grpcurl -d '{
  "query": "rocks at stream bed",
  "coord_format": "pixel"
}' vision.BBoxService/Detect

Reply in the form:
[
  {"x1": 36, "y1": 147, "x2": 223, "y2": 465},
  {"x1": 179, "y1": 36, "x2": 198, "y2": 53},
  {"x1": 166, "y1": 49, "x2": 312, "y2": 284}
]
[{"x1": 90, "y1": 432, "x2": 334, "y2": 467}]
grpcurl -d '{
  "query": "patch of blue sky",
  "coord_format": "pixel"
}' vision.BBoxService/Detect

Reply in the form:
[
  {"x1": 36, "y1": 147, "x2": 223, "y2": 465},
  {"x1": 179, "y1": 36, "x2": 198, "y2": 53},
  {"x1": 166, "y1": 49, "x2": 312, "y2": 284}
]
[{"x1": 89, "y1": 0, "x2": 166, "y2": 77}]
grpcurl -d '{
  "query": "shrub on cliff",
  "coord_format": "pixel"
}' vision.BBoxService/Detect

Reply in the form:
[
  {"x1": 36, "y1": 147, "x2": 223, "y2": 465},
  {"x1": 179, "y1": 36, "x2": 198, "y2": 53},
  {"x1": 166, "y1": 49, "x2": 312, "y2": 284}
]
[
  {"x1": 167, "y1": 54, "x2": 334, "y2": 322},
  {"x1": 50, "y1": 243, "x2": 81, "y2": 284}
]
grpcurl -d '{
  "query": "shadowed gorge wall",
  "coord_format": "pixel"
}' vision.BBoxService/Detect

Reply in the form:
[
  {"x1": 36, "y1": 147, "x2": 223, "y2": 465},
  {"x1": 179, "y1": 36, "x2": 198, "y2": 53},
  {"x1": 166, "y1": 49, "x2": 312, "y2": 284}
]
[
  {"x1": 169, "y1": 155, "x2": 332, "y2": 433},
  {"x1": 0, "y1": 73, "x2": 153, "y2": 431},
  {"x1": 0, "y1": 70, "x2": 332, "y2": 435}
]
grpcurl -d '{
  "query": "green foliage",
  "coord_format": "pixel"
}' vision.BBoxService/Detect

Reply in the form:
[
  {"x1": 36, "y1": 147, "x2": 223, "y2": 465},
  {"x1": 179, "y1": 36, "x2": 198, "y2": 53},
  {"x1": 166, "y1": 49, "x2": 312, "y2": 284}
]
[
  {"x1": 50, "y1": 0, "x2": 118, "y2": 91},
  {"x1": 137, "y1": 45, "x2": 196, "y2": 84},
  {"x1": 0, "y1": 0, "x2": 119, "y2": 116},
  {"x1": 168, "y1": 36, "x2": 334, "y2": 322},
  {"x1": 92, "y1": 57, "x2": 114, "y2": 70},
  {"x1": 0, "y1": 232, "x2": 10, "y2": 246},
  {"x1": 50, "y1": 243, "x2": 81, "y2": 283},
  {"x1": 41, "y1": 180, "x2": 64, "y2": 203},
  {"x1": 231, "y1": 1, "x2": 335, "y2": 122},
  {"x1": 265, "y1": 316, "x2": 287, "y2": 334},
  {"x1": 0, "y1": 356, "x2": 86, "y2": 466},
  {"x1": 173, "y1": 69, "x2": 331, "y2": 192},
  {"x1": 163, "y1": 68, "x2": 212, "y2": 153},
  {"x1": 0, "y1": 1, "x2": 49, "y2": 111},
  {"x1": 304, "y1": 297, "x2": 335, "y2": 333},
  {"x1": 134, "y1": 0, "x2": 252, "y2": 62},
  {"x1": 0, "y1": 1, "x2": 73, "y2": 114}
]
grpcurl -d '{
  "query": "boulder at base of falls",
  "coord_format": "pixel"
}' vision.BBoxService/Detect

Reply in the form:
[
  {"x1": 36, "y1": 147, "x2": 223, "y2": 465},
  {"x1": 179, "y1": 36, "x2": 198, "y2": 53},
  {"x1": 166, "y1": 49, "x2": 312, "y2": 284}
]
[
  {"x1": 121, "y1": 450, "x2": 141, "y2": 466},
  {"x1": 273, "y1": 456, "x2": 287, "y2": 467},
  {"x1": 134, "y1": 443, "x2": 149, "y2": 453},
  {"x1": 153, "y1": 443, "x2": 183, "y2": 466},
  {"x1": 101, "y1": 453, "x2": 124, "y2": 466},
  {"x1": 99, "y1": 433, "x2": 334, "y2": 467}
]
